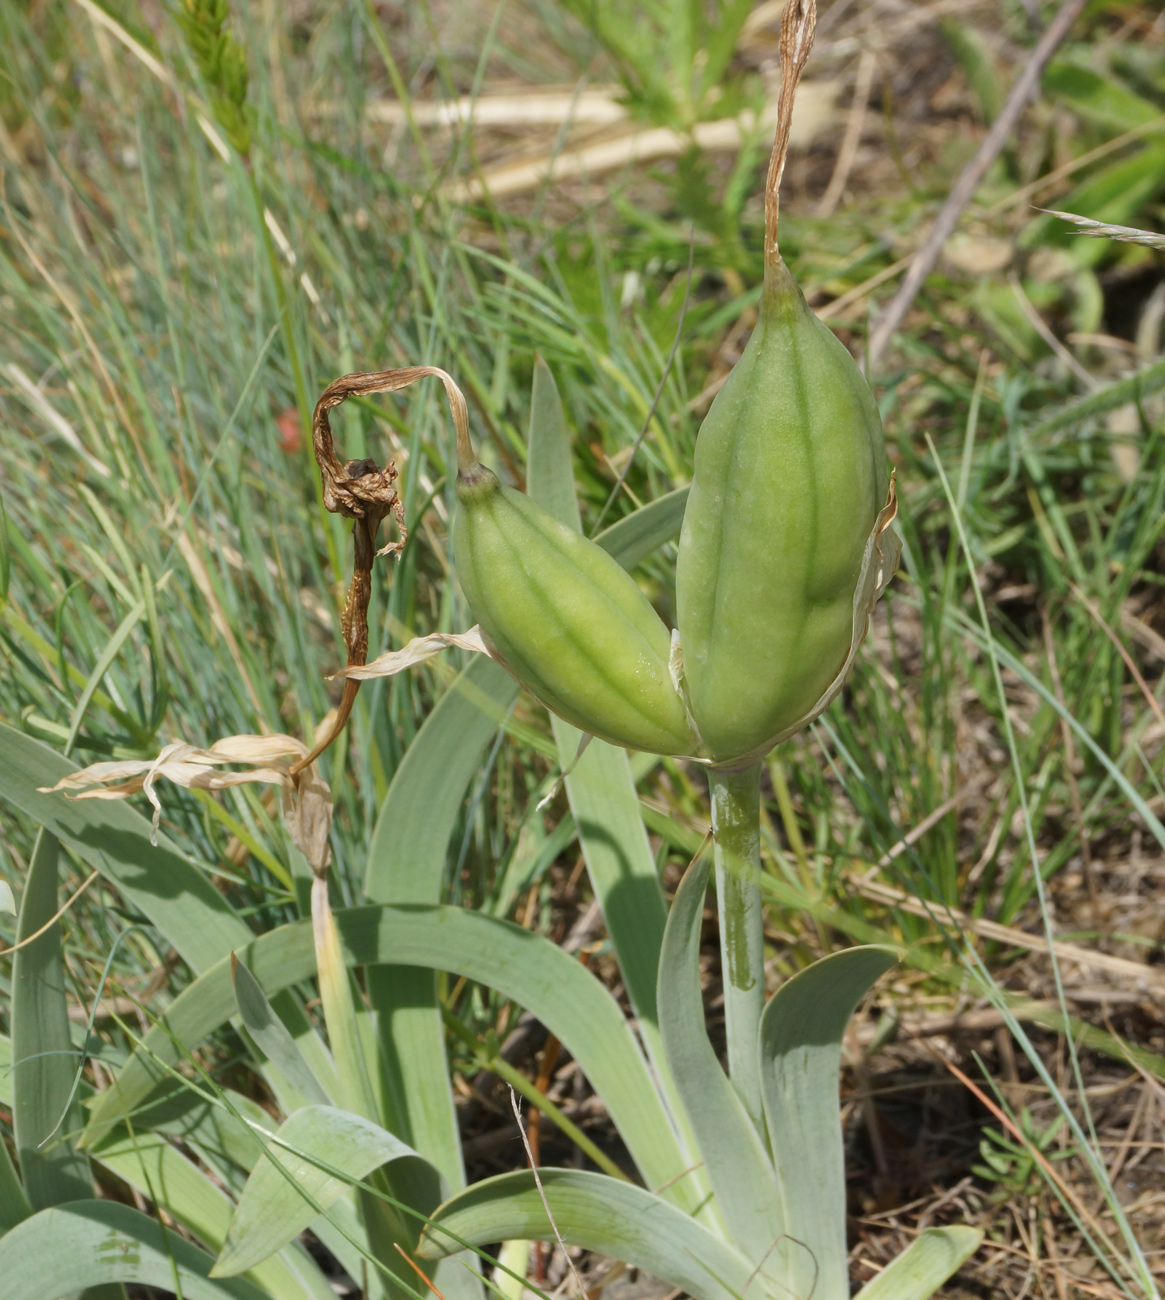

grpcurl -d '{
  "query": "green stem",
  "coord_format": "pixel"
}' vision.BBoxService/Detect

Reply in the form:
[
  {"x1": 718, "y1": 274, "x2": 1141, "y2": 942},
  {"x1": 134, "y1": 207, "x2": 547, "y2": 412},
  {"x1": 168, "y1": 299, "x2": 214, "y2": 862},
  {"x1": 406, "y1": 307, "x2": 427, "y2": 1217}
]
[{"x1": 709, "y1": 763, "x2": 766, "y2": 1136}]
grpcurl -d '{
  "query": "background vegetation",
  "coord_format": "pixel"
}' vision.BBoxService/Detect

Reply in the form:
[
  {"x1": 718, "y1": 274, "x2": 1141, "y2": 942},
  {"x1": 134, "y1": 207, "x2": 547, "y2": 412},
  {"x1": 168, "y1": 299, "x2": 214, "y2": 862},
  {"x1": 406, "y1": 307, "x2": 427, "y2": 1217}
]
[{"x1": 2, "y1": 0, "x2": 1165, "y2": 1295}]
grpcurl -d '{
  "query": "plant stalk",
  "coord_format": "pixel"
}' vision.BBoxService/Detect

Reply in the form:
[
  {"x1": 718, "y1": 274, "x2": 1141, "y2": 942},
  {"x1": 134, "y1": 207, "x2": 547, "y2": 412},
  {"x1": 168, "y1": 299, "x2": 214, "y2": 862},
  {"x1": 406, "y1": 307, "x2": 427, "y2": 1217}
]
[{"x1": 709, "y1": 763, "x2": 766, "y2": 1136}]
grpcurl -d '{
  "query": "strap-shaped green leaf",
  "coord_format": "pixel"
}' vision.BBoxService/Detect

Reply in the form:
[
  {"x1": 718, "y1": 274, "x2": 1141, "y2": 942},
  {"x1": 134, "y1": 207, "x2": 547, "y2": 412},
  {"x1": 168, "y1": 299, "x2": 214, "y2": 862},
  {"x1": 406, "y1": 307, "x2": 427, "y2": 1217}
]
[
  {"x1": 594, "y1": 486, "x2": 688, "y2": 569},
  {"x1": 105, "y1": 1078, "x2": 374, "y2": 1285},
  {"x1": 232, "y1": 955, "x2": 331, "y2": 1108},
  {"x1": 82, "y1": 905, "x2": 690, "y2": 1203},
  {"x1": 90, "y1": 1125, "x2": 333, "y2": 1300},
  {"x1": 363, "y1": 655, "x2": 516, "y2": 1180},
  {"x1": 526, "y1": 356, "x2": 580, "y2": 530},
  {"x1": 853, "y1": 1226, "x2": 982, "y2": 1300},
  {"x1": 658, "y1": 852, "x2": 782, "y2": 1259},
  {"x1": 417, "y1": 1168, "x2": 765, "y2": 1300},
  {"x1": 0, "y1": 1113, "x2": 31, "y2": 1232},
  {"x1": 529, "y1": 363, "x2": 708, "y2": 1219},
  {"x1": 552, "y1": 721, "x2": 669, "y2": 1040},
  {"x1": 530, "y1": 364, "x2": 670, "y2": 1042},
  {"x1": 759, "y1": 945, "x2": 899, "y2": 1300},
  {"x1": 212, "y1": 1105, "x2": 429, "y2": 1279},
  {"x1": 0, "y1": 1201, "x2": 267, "y2": 1300},
  {"x1": 11, "y1": 831, "x2": 92, "y2": 1209}
]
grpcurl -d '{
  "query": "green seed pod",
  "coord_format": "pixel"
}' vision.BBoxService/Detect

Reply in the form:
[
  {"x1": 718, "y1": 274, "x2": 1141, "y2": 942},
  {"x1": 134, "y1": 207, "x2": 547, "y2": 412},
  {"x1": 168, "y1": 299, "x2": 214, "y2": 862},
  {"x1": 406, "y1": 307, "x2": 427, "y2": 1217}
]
[
  {"x1": 676, "y1": 264, "x2": 898, "y2": 765},
  {"x1": 454, "y1": 458, "x2": 701, "y2": 758},
  {"x1": 675, "y1": 1, "x2": 899, "y2": 768}
]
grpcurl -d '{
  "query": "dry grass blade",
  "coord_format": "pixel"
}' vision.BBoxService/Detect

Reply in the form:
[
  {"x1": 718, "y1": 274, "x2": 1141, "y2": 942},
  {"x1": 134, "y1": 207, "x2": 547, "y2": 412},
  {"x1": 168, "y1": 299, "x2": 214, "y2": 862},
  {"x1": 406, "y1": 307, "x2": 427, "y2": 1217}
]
[
  {"x1": 939, "y1": 1055, "x2": 1119, "y2": 1274},
  {"x1": 852, "y1": 876, "x2": 1165, "y2": 993},
  {"x1": 509, "y1": 1087, "x2": 586, "y2": 1300},
  {"x1": 866, "y1": 0, "x2": 1089, "y2": 369},
  {"x1": 1069, "y1": 585, "x2": 1165, "y2": 731},
  {"x1": 393, "y1": 1244, "x2": 448, "y2": 1300},
  {"x1": 442, "y1": 89, "x2": 835, "y2": 203},
  {"x1": 816, "y1": 46, "x2": 876, "y2": 219},
  {"x1": 0, "y1": 870, "x2": 100, "y2": 955},
  {"x1": 363, "y1": 88, "x2": 629, "y2": 128}
]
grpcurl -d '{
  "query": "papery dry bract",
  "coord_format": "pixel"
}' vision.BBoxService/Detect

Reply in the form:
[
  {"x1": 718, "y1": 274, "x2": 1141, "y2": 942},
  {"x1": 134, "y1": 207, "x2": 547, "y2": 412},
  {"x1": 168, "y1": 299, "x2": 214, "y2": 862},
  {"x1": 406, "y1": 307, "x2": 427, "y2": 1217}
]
[
  {"x1": 281, "y1": 763, "x2": 333, "y2": 876},
  {"x1": 39, "y1": 735, "x2": 309, "y2": 841},
  {"x1": 332, "y1": 627, "x2": 489, "y2": 680},
  {"x1": 38, "y1": 734, "x2": 331, "y2": 857}
]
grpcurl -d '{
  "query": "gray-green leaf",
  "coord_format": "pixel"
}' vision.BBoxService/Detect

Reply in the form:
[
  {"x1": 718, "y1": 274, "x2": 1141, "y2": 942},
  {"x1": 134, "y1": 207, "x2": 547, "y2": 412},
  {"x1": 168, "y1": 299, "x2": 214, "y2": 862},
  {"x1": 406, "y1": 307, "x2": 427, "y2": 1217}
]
[
  {"x1": 853, "y1": 1226, "x2": 982, "y2": 1300},
  {"x1": 0, "y1": 1201, "x2": 266, "y2": 1300},
  {"x1": 759, "y1": 945, "x2": 899, "y2": 1300},
  {"x1": 213, "y1": 1104, "x2": 428, "y2": 1277},
  {"x1": 418, "y1": 1168, "x2": 763, "y2": 1300}
]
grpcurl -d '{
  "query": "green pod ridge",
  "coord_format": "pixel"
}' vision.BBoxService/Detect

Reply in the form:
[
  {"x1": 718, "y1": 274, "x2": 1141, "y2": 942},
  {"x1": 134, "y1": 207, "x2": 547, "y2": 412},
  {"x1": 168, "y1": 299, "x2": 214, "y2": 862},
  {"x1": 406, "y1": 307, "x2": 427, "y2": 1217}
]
[
  {"x1": 676, "y1": 260, "x2": 897, "y2": 765},
  {"x1": 454, "y1": 464, "x2": 700, "y2": 757}
]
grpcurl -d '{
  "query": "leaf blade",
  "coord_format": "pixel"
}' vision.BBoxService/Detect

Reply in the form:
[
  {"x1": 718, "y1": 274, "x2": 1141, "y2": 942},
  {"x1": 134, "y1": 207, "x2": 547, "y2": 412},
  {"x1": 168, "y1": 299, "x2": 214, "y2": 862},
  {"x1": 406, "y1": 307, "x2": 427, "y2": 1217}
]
[
  {"x1": 11, "y1": 831, "x2": 92, "y2": 1208},
  {"x1": 91, "y1": 1125, "x2": 334, "y2": 1300},
  {"x1": 658, "y1": 852, "x2": 782, "y2": 1257},
  {"x1": 213, "y1": 1105, "x2": 425, "y2": 1278},
  {"x1": 594, "y1": 486, "x2": 688, "y2": 569},
  {"x1": 852, "y1": 1226, "x2": 982, "y2": 1300},
  {"x1": 231, "y1": 954, "x2": 331, "y2": 1108},
  {"x1": 758, "y1": 945, "x2": 900, "y2": 1300},
  {"x1": 0, "y1": 1201, "x2": 268, "y2": 1300},
  {"x1": 417, "y1": 1169, "x2": 762, "y2": 1300},
  {"x1": 84, "y1": 905, "x2": 691, "y2": 1204}
]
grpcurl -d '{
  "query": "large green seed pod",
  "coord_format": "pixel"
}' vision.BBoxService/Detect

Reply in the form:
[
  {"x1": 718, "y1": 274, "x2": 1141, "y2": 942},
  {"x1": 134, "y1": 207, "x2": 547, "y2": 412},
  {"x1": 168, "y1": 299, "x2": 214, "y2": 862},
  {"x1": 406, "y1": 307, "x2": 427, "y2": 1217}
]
[
  {"x1": 454, "y1": 461, "x2": 701, "y2": 757},
  {"x1": 676, "y1": 262, "x2": 898, "y2": 766},
  {"x1": 674, "y1": 0, "x2": 899, "y2": 767}
]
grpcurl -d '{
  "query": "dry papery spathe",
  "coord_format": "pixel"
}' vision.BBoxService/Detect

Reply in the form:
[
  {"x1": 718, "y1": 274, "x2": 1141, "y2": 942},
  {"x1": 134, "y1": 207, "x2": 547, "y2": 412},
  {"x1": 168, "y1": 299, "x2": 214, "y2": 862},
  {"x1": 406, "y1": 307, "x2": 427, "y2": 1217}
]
[{"x1": 39, "y1": 732, "x2": 333, "y2": 875}]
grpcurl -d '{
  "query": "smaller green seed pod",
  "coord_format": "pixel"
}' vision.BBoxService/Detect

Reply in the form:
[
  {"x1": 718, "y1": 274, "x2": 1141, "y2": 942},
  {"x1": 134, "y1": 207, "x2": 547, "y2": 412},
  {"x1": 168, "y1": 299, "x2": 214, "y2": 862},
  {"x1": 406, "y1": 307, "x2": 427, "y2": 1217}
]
[{"x1": 454, "y1": 445, "x2": 700, "y2": 758}]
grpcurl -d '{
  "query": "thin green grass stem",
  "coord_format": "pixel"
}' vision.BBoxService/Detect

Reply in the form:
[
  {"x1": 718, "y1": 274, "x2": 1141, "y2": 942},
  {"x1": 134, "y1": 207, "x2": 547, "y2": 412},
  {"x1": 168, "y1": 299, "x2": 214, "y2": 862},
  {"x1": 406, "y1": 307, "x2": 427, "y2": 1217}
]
[{"x1": 708, "y1": 763, "x2": 765, "y2": 1137}]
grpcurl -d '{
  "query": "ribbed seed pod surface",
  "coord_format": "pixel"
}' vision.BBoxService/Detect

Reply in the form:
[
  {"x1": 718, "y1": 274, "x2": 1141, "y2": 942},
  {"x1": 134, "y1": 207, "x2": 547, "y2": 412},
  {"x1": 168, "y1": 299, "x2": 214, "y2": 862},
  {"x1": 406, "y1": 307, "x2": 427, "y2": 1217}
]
[
  {"x1": 455, "y1": 464, "x2": 699, "y2": 756},
  {"x1": 676, "y1": 260, "x2": 894, "y2": 765}
]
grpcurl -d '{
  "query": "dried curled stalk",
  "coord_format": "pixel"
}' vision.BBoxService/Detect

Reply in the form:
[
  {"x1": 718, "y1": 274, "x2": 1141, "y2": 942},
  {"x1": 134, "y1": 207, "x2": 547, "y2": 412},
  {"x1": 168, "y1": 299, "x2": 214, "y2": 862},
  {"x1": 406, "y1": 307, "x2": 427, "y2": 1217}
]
[
  {"x1": 763, "y1": 0, "x2": 817, "y2": 268},
  {"x1": 292, "y1": 366, "x2": 468, "y2": 775}
]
